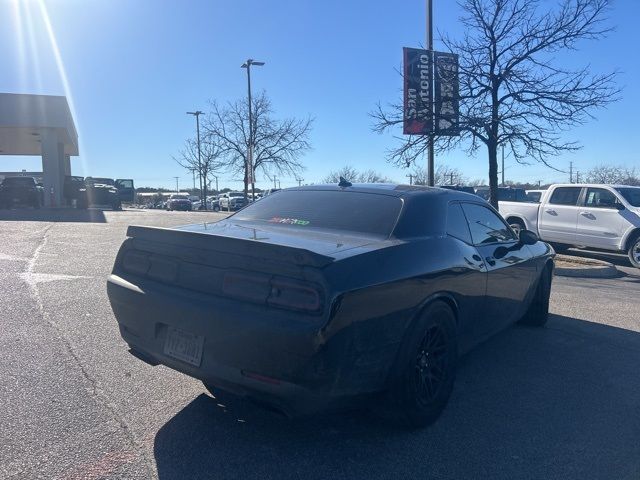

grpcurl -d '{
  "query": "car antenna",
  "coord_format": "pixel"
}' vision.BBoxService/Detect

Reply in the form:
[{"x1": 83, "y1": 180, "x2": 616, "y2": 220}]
[{"x1": 338, "y1": 176, "x2": 352, "y2": 188}]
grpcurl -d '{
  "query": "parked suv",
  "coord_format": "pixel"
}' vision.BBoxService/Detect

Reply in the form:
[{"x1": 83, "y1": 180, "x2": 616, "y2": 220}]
[
  {"x1": 499, "y1": 184, "x2": 640, "y2": 268},
  {"x1": 219, "y1": 192, "x2": 247, "y2": 211},
  {"x1": 0, "y1": 176, "x2": 42, "y2": 208},
  {"x1": 166, "y1": 194, "x2": 192, "y2": 211},
  {"x1": 64, "y1": 176, "x2": 135, "y2": 210}
]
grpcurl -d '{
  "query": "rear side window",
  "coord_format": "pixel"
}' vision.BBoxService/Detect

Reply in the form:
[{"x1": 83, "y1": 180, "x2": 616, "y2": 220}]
[
  {"x1": 549, "y1": 187, "x2": 581, "y2": 206},
  {"x1": 447, "y1": 202, "x2": 472, "y2": 244},
  {"x1": 461, "y1": 203, "x2": 517, "y2": 245},
  {"x1": 232, "y1": 190, "x2": 402, "y2": 237}
]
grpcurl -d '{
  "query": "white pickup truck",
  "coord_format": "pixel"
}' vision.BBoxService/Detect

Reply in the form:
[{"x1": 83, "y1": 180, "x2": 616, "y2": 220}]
[{"x1": 499, "y1": 184, "x2": 640, "y2": 268}]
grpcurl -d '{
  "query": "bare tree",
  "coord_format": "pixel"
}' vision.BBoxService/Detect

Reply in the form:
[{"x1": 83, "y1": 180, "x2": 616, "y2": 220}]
[
  {"x1": 410, "y1": 165, "x2": 468, "y2": 186},
  {"x1": 372, "y1": 0, "x2": 619, "y2": 207},
  {"x1": 205, "y1": 92, "x2": 313, "y2": 199},
  {"x1": 323, "y1": 166, "x2": 395, "y2": 184},
  {"x1": 173, "y1": 134, "x2": 223, "y2": 207},
  {"x1": 585, "y1": 165, "x2": 640, "y2": 185}
]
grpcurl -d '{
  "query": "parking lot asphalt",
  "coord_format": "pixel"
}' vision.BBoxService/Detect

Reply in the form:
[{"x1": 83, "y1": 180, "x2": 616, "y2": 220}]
[{"x1": 1, "y1": 209, "x2": 639, "y2": 480}]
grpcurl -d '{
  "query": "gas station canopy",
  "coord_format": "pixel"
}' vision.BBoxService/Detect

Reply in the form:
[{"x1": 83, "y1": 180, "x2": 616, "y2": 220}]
[{"x1": 0, "y1": 93, "x2": 79, "y2": 206}]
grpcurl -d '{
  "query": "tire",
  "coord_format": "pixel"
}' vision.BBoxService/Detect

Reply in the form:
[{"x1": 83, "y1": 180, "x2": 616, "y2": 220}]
[
  {"x1": 519, "y1": 265, "x2": 552, "y2": 327},
  {"x1": 213, "y1": 205, "x2": 220, "y2": 212},
  {"x1": 508, "y1": 218, "x2": 525, "y2": 236},
  {"x1": 550, "y1": 243, "x2": 570, "y2": 254},
  {"x1": 628, "y1": 234, "x2": 640, "y2": 269},
  {"x1": 389, "y1": 301, "x2": 458, "y2": 428}
]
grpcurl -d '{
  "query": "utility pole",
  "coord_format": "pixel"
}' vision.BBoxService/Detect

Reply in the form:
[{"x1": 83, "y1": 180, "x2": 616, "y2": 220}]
[
  {"x1": 273, "y1": 175, "x2": 277, "y2": 189},
  {"x1": 406, "y1": 173, "x2": 414, "y2": 185},
  {"x1": 296, "y1": 177, "x2": 303, "y2": 187},
  {"x1": 501, "y1": 145, "x2": 505, "y2": 186},
  {"x1": 575, "y1": 171, "x2": 580, "y2": 183},
  {"x1": 449, "y1": 172, "x2": 454, "y2": 185},
  {"x1": 427, "y1": 0, "x2": 435, "y2": 186},
  {"x1": 192, "y1": 170, "x2": 196, "y2": 191},
  {"x1": 186, "y1": 111, "x2": 204, "y2": 207},
  {"x1": 173, "y1": 176, "x2": 179, "y2": 193},
  {"x1": 569, "y1": 161, "x2": 573, "y2": 184},
  {"x1": 241, "y1": 59, "x2": 265, "y2": 202}
]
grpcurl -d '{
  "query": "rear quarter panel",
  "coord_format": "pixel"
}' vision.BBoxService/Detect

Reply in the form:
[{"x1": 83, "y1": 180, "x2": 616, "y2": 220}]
[{"x1": 316, "y1": 236, "x2": 486, "y2": 392}]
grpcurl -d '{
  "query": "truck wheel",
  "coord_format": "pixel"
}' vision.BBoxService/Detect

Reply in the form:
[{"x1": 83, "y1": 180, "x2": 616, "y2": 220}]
[
  {"x1": 550, "y1": 243, "x2": 570, "y2": 254},
  {"x1": 389, "y1": 301, "x2": 457, "y2": 428},
  {"x1": 508, "y1": 218, "x2": 525, "y2": 236},
  {"x1": 519, "y1": 265, "x2": 552, "y2": 327},
  {"x1": 628, "y1": 234, "x2": 640, "y2": 269},
  {"x1": 213, "y1": 205, "x2": 220, "y2": 212}
]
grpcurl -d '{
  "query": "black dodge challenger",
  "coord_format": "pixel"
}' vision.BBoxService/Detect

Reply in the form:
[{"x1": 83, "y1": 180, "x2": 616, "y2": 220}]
[{"x1": 108, "y1": 184, "x2": 554, "y2": 427}]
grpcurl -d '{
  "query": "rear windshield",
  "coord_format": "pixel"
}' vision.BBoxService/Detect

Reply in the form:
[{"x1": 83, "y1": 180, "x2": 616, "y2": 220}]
[
  {"x1": 616, "y1": 187, "x2": 640, "y2": 207},
  {"x1": 2, "y1": 177, "x2": 35, "y2": 186},
  {"x1": 232, "y1": 190, "x2": 403, "y2": 237}
]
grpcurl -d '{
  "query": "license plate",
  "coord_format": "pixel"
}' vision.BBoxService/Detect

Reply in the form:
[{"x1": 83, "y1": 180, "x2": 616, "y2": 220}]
[{"x1": 164, "y1": 327, "x2": 204, "y2": 367}]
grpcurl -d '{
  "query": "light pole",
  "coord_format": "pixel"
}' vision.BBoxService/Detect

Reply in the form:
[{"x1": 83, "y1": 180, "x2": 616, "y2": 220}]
[
  {"x1": 241, "y1": 58, "x2": 265, "y2": 201},
  {"x1": 427, "y1": 0, "x2": 435, "y2": 186},
  {"x1": 187, "y1": 111, "x2": 204, "y2": 207},
  {"x1": 173, "y1": 176, "x2": 179, "y2": 193}
]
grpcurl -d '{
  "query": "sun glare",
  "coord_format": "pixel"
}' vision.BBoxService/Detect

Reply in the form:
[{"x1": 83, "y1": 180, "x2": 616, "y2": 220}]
[{"x1": 10, "y1": 0, "x2": 87, "y2": 175}]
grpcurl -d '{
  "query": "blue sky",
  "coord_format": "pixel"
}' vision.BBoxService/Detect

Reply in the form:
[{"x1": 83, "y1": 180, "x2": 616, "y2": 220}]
[{"x1": 0, "y1": 0, "x2": 638, "y2": 190}]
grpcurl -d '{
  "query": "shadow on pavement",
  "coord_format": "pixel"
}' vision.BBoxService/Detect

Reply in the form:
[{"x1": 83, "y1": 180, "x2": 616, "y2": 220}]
[
  {"x1": 0, "y1": 208, "x2": 107, "y2": 223},
  {"x1": 154, "y1": 314, "x2": 640, "y2": 480}
]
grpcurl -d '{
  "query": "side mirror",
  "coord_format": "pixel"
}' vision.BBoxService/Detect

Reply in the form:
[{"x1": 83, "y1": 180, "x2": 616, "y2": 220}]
[
  {"x1": 519, "y1": 229, "x2": 539, "y2": 245},
  {"x1": 494, "y1": 246, "x2": 510, "y2": 259}
]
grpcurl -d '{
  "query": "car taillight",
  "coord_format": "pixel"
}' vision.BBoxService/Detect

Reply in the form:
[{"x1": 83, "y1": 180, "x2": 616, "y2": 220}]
[
  {"x1": 267, "y1": 279, "x2": 321, "y2": 312},
  {"x1": 222, "y1": 272, "x2": 322, "y2": 313}
]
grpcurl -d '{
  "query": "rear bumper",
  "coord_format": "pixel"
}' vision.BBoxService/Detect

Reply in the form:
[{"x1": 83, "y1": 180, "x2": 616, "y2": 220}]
[{"x1": 107, "y1": 273, "x2": 375, "y2": 415}]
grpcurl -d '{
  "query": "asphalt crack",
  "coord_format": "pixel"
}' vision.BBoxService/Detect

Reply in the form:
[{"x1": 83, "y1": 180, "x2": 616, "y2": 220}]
[{"x1": 22, "y1": 223, "x2": 156, "y2": 480}]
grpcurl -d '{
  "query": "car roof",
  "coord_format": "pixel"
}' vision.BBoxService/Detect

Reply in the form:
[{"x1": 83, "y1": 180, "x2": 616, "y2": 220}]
[{"x1": 289, "y1": 183, "x2": 483, "y2": 202}]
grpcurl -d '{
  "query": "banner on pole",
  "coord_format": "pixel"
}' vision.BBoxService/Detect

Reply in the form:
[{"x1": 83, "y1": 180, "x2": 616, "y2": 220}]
[
  {"x1": 403, "y1": 48, "x2": 433, "y2": 135},
  {"x1": 434, "y1": 52, "x2": 460, "y2": 136}
]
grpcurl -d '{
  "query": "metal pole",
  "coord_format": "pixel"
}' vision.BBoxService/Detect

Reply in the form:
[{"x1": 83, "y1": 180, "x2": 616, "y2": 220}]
[
  {"x1": 187, "y1": 111, "x2": 204, "y2": 205},
  {"x1": 192, "y1": 170, "x2": 196, "y2": 190},
  {"x1": 195, "y1": 113, "x2": 204, "y2": 208},
  {"x1": 174, "y1": 176, "x2": 179, "y2": 193},
  {"x1": 569, "y1": 161, "x2": 573, "y2": 184},
  {"x1": 427, "y1": 0, "x2": 435, "y2": 187},
  {"x1": 246, "y1": 63, "x2": 253, "y2": 202}
]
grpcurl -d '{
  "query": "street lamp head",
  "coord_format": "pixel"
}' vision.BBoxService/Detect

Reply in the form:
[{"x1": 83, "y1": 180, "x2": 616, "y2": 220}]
[
  {"x1": 186, "y1": 111, "x2": 203, "y2": 116},
  {"x1": 241, "y1": 59, "x2": 265, "y2": 68}
]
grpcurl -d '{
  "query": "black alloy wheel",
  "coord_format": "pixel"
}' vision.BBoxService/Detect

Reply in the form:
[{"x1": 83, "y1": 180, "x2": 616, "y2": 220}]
[
  {"x1": 414, "y1": 324, "x2": 448, "y2": 406},
  {"x1": 390, "y1": 301, "x2": 457, "y2": 428}
]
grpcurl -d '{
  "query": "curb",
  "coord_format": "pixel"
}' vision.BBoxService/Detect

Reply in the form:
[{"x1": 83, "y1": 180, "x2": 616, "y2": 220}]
[{"x1": 554, "y1": 254, "x2": 619, "y2": 278}]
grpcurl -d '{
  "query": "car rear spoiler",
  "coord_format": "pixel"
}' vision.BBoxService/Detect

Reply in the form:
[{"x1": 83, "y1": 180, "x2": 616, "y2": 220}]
[{"x1": 126, "y1": 225, "x2": 335, "y2": 268}]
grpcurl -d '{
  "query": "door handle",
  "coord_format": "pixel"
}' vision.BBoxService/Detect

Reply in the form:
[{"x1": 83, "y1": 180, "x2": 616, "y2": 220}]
[
  {"x1": 580, "y1": 211, "x2": 594, "y2": 217},
  {"x1": 545, "y1": 209, "x2": 557, "y2": 216},
  {"x1": 485, "y1": 256, "x2": 496, "y2": 267}
]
